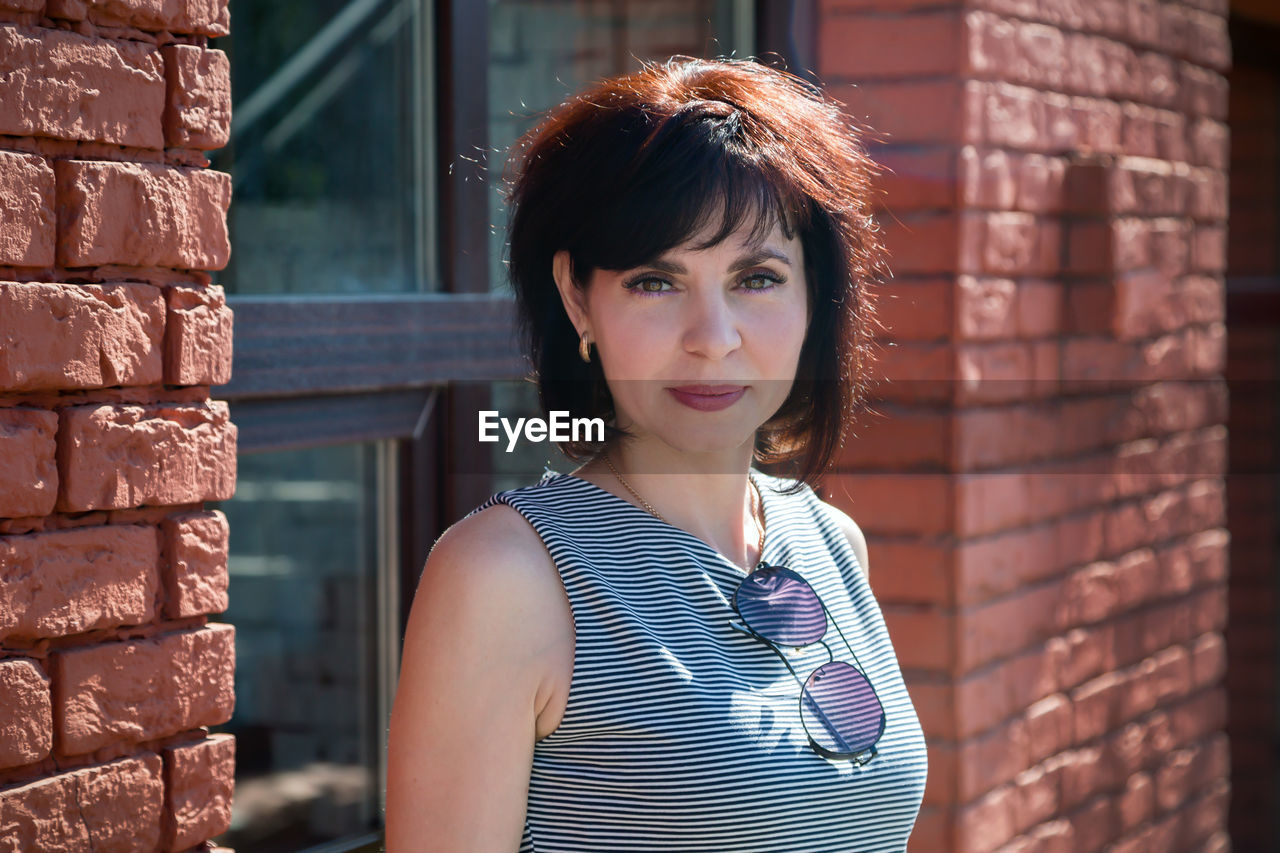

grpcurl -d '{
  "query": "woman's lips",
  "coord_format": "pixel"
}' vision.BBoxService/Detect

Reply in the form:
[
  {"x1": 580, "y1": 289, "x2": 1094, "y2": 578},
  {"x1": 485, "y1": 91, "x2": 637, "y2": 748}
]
[{"x1": 666, "y1": 386, "x2": 746, "y2": 412}]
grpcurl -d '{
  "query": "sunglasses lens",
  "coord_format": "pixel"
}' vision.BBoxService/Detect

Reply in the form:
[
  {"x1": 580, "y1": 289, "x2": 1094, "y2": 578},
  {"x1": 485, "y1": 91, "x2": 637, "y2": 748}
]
[
  {"x1": 734, "y1": 565, "x2": 826, "y2": 646},
  {"x1": 801, "y1": 661, "x2": 884, "y2": 757}
]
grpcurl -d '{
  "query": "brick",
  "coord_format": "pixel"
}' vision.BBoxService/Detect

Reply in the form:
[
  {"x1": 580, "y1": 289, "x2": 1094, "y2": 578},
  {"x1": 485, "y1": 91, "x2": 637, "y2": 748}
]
[
  {"x1": 1189, "y1": 632, "x2": 1225, "y2": 690},
  {"x1": 1066, "y1": 162, "x2": 1188, "y2": 218},
  {"x1": 1137, "y1": 51, "x2": 1179, "y2": 108},
  {"x1": 822, "y1": 10, "x2": 961, "y2": 79},
  {"x1": 0, "y1": 282, "x2": 165, "y2": 392},
  {"x1": 958, "y1": 582, "x2": 1066, "y2": 671},
  {"x1": 1190, "y1": 223, "x2": 1226, "y2": 273},
  {"x1": 55, "y1": 160, "x2": 231, "y2": 270},
  {"x1": 1185, "y1": 7, "x2": 1230, "y2": 71},
  {"x1": 865, "y1": 278, "x2": 952, "y2": 341},
  {"x1": 56, "y1": 401, "x2": 236, "y2": 511},
  {"x1": 967, "y1": 12, "x2": 1141, "y2": 101},
  {"x1": 954, "y1": 402, "x2": 1058, "y2": 468},
  {"x1": 960, "y1": 716, "x2": 1030, "y2": 797},
  {"x1": 872, "y1": 340, "x2": 957, "y2": 406},
  {"x1": 1059, "y1": 744, "x2": 1113, "y2": 809},
  {"x1": 163, "y1": 733, "x2": 234, "y2": 850},
  {"x1": 0, "y1": 524, "x2": 158, "y2": 641},
  {"x1": 955, "y1": 471, "x2": 1033, "y2": 536},
  {"x1": 961, "y1": 211, "x2": 1059, "y2": 276},
  {"x1": 955, "y1": 651, "x2": 1057, "y2": 741},
  {"x1": 1066, "y1": 218, "x2": 1151, "y2": 275},
  {"x1": 1071, "y1": 670, "x2": 1124, "y2": 741},
  {"x1": 1014, "y1": 762, "x2": 1064, "y2": 835},
  {"x1": 960, "y1": 147, "x2": 1017, "y2": 210},
  {"x1": 1189, "y1": 167, "x2": 1227, "y2": 220},
  {"x1": 976, "y1": 82, "x2": 1044, "y2": 150},
  {"x1": 1066, "y1": 34, "x2": 1139, "y2": 100},
  {"x1": 1115, "y1": 770, "x2": 1154, "y2": 832},
  {"x1": 1188, "y1": 118, "x2": 1228, "y2": 169},
  {"x1": 1025, "y1": 693, "x2": 1073, "y2": 763},
  {"x1": 825, "y1": 472, "x2": 953, "y2": 536},
  {"x1": 164, "y1": 283, "x2": 233, "y2": 386},
  {"x1": 1015, "y1": 154, "x2": 1065, "y2": 213},
  {"x1": 830, "y1": 79, "x2": 968, "y2": 144},
  {"x1": 43, "y1": 0, "x2": 87, "y2": 17},
  {"x1": 161, "y1": 509, "x2": 229, "y2": 618},
  {"x1": 67, "y1": 0, "x2": 229, "y2": 36},
  {"x1": 1070, "y1": 95, "x2": 1124, "y2": 155},
  {"x1": 1152, "y1": 109, "x2": 1186, "y2": 163},
  {"x1": 954, "y1": 524, "x2": 1061, "y2": 606},
  {"x1": 956, "y1": 783, "x2": 1018, "y2": 853},
  {"x1": 880, "y1": 214, "x2": 959, "y2": 274},
  {"x1": 161, "y1": 44, "x2": 230, "y2": 150},
  {"x1": 1121, "y1": 102, "x2": 1159, "y2": 158},
  {"x1": 0, "y1": 754, "x2": 164, "y2": 852},
  {"x1": 906, "y1": 805, "x2": 948, "y2": 853},
  {"x1": 875, "y1": 147, "x2": 956, "y2": 211},
  {"x1": 1070, "y1": 794, "x2": 1116, "y2": 853},
  {"x1": 0, "y1": 25, "x2": 165, "y2": 148},
  {"x1": 0, "y1": 151, "x2": 55, "y2": 267},
  {"x1": 862, "y1": 539, "x2": 953, "y2": 606},
  {"x1": 0, "y1": 658, "x2": 52, "y2": 768},
  {"x1": 839, "y1": 406, "x2": 951, "y2": 469},
  {"x1": 54, "y1": 623, "x2": 235, "y2": 754},
  {"x1": 1179, "y1": 63, "x2": 1228, "y2": 120},
  {"x1": 0, "y1": 407, "x2": 59, "y2": 518},
  {"x1": 881, "y1": 604, "x2": 954, "y2": 672}
]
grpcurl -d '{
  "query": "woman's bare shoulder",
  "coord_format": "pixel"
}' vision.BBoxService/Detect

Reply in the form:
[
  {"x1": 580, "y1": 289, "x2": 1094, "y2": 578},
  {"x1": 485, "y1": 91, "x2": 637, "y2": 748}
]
[
  {"x1": 417, "y1": 500, "x2": 575, "y2": 739},
  {"x1": 429, "y1": 500, "x2": 557, "y2": 585}
]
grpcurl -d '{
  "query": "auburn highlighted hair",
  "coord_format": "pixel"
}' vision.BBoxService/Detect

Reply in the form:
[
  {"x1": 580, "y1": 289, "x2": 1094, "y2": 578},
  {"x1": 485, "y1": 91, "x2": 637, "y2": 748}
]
[{"x1": 500, "y1": 55, "x2": 888, "y2": 491}]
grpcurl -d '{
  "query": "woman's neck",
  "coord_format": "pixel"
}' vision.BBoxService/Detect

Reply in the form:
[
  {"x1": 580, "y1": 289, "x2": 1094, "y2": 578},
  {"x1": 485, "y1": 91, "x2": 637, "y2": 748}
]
[{"x1": 570, "y1": 442, "x2": 762, "y2": 571}]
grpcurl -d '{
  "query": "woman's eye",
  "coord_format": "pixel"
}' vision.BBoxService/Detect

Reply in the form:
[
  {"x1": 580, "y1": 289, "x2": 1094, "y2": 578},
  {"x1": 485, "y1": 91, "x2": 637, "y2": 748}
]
[
  {"x1": 741, "y1": 273, "x2": 783, "y2": 292},
  {"x1": 622, "y1": 277, "x2": 671, "y2": 297},
  {"x1": 621, "y1": 272, "x2": 785, "y2": 297}
]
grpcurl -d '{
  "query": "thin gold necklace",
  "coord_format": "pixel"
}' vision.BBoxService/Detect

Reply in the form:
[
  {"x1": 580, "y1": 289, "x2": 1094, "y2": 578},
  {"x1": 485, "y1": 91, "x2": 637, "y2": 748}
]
[{"x1": 600, "y1": 453, "x2": 766, "y2": 571}]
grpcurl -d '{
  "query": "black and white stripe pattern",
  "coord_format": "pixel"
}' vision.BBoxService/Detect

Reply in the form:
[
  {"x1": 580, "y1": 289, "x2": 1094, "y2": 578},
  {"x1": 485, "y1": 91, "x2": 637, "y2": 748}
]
[{"x1": 465, "y1": 467, "x2": 928, "y2": 852}]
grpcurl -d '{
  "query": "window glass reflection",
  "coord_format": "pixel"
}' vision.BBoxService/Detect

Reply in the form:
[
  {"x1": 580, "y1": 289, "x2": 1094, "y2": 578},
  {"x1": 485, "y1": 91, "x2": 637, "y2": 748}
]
[
  {"x1": 208, "y1": 443, "x2": 388, "y2": 852},
  {"x1": 212, "y1": 0, "x2": 430, "y2": 295}
]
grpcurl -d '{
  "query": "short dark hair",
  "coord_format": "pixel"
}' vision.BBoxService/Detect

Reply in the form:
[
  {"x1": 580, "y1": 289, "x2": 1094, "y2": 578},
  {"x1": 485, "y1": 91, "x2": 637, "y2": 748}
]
[{"x1": 500, "y1": 56, "x2": 887, "y2": 491}]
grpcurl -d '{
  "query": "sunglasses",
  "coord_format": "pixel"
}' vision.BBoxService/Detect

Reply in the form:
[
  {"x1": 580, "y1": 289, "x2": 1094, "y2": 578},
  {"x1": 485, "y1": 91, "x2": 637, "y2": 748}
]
[{"x1": 729, "y1": 563, "x2": 885, "y2": 764}]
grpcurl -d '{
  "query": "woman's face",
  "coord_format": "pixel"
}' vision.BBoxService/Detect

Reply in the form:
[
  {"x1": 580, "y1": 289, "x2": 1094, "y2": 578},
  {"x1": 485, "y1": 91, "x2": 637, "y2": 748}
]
[{"x1": 553, "y1": 216, "x2": 811, "y2": 460}]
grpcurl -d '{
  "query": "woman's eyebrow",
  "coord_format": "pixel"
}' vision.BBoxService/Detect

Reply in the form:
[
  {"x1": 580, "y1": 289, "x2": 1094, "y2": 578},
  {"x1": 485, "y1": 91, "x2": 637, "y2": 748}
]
[{"x1": 645, "y1": 248, "x2": 793, "y2": 275}]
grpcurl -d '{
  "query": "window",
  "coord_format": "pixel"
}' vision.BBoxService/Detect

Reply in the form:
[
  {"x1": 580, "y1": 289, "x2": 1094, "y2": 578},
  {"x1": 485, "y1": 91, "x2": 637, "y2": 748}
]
[
  {"x1": 206, "y1": 444, "x2": 396, "y2": 851},
  {"x1": 217, "y1": 0, "x2": 433, "y2": 295}
]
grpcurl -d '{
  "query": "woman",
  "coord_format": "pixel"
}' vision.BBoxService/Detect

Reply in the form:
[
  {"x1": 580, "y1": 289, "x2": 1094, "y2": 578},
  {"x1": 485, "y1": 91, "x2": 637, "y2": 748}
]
[{"x1": 386, "y1": 56, "x2": 928, "y2": 851}]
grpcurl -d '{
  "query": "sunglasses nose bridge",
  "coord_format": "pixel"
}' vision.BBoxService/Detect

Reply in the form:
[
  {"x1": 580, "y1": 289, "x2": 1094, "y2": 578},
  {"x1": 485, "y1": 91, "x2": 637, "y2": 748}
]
[{"x1": 818, "y1": 637, "x2": 835, "y2": 668}]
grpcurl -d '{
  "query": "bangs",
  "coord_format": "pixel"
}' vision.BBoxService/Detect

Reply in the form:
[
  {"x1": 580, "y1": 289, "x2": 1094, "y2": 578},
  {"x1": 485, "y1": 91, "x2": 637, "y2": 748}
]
[{"x1": 567, "y1": 107, "x2": 814, "y2": 275}]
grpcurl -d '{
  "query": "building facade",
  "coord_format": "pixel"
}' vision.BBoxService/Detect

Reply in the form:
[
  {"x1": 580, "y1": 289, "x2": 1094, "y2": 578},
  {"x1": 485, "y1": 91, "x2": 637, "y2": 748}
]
[{"x1": 1, "y1": 0, "x2": 1274, "y2": 851}]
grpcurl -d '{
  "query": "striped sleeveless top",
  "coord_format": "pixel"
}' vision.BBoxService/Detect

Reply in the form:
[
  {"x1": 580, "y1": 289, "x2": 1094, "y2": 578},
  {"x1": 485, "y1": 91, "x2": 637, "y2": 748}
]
[{"x1": 465, "y1": 466, "x2": 928, "y2": 852}]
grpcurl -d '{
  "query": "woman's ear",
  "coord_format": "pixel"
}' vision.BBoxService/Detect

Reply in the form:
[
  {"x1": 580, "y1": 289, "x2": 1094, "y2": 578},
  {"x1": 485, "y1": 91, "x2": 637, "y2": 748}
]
[{"x1": 552, "y1": 250, "x2": 590, "y2": 334}]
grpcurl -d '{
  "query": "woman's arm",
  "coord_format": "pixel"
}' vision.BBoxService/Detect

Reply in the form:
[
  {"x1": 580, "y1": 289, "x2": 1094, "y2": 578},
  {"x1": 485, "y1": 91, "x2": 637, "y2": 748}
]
[{"x1": 386, "y1": 506, "x2": 566, "y2": 851}]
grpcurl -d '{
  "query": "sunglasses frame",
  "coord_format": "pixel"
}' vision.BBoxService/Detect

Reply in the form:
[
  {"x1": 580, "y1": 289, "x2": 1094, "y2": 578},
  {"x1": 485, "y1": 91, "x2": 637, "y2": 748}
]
[{"x1": 729, "y1": 562, "x2": 885, "y2": 764}]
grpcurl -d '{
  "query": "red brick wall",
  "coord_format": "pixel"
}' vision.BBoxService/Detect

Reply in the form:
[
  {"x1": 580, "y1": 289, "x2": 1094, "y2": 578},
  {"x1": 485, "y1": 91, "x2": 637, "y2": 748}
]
[
  {"x1": 0, "y1": 1, "x2": 237, "y2": 850},
  {"x1": 819, "y1": 1, "x2": 1232, "y2": 850}
]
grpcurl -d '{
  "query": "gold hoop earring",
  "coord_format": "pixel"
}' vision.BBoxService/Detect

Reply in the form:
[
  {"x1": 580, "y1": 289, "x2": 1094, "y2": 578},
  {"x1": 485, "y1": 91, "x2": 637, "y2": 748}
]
[{"x1": 579, "y1": 330, "x2": 592, "y2": 363}]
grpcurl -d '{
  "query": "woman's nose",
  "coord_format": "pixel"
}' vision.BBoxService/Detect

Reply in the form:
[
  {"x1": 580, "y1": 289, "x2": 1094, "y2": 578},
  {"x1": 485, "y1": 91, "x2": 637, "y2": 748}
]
[{"x1": 680, "y1": 288, "x2": 743, "y2": 360}]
